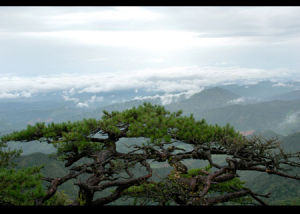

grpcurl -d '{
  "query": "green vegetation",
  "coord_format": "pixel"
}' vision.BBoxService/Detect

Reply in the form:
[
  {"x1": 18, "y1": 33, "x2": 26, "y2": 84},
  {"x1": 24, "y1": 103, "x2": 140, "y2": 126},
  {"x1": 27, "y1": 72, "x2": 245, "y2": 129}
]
[
  {"x1": 0, "y1": 167, "x2": 44, "y2": 205},
  {"x1": 275, "y1": 197, "x2": 300, "y2": 205},
  {"x1": 0, "y1": 134, "x2": 44, "y2": 205},
  {"x1": 1, "y1": 103, "x2": 300, "y2": 206}
]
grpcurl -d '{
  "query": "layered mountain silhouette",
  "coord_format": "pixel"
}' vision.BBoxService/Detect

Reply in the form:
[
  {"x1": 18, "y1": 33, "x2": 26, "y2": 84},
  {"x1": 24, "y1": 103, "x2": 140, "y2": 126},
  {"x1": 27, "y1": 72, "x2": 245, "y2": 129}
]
[
  {"x1": 271, "y1": 90, "x2": 300, "y2": 101},
  {"x1": 165, "y1": 87, "x2": 241, "y2": 114}
]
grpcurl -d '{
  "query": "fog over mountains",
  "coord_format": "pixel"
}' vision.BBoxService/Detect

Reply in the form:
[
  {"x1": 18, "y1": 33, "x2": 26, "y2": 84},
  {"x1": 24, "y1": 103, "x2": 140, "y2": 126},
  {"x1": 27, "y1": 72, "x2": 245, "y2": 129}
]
[
  {"x1": 2, "y1": 7, "x2": 300, "y2": 140},
  {"x1": 2, "y1": 80, "x2": 300, "y2": 139},
  {"x1": 6, "y1": 80, "x2": 300, "y2": 204},
  {"x1": 2, "y1": 73, "x2": 300, "y2": 206}
]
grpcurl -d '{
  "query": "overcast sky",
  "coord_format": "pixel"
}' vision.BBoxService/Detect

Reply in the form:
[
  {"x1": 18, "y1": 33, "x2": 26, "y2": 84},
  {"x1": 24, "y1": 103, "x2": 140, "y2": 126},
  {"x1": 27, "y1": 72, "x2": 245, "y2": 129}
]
[{"x1": 1, "y1": 6, "x2": 300, "y2": 99}]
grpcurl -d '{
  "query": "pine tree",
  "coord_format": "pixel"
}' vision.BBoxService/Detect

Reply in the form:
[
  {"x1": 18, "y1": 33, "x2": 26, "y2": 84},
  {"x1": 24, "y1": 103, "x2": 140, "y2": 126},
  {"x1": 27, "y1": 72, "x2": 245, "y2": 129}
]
[
  {"x1": 1, "y1": 103, "x2": 299, "y2": 205},
  {"x1": 0, "y1": 135, "x2": 44, "y2": 205}
]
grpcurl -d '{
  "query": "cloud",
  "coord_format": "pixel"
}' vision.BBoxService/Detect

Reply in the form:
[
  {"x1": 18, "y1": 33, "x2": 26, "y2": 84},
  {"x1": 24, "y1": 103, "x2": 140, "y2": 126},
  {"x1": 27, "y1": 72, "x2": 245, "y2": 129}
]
[
  {"x1": 278, "y1": 110, "x2": 300, "y2": 130},
  {"x1": 0, "y1": 65, "x2": 299, "y2": 100},
  {"x1": 3, "y1": 7, "x2": 300, "y2": 40},
  {"x1": 88, "y1": 95, "x2": 104, "y2": 103},
  {"x1": 153, "y1": 7, "x2": 300, "y2": 39},
  {"x1": 62, "y1": 92, "x2": 104, "y2": 108},
  {"x1": 21, "y1": 30, "x2": 231, "y2": 51},
  {"x1": 272, "y1": 82, "x2": 294, "y2": 88},
  {"x1": 283, "y1": 111, "x2": 300, "y2": 124},
  {"x1": 227, "y1": 97, "x2": 246, "y2": 105},
  {"x1": 76, "y1": 102, "x2": 89, "y2": 108},
  {"x1": 0, "y1": 7, "x2": 162, "y2": 32},
  {"x1": 1, "y1": 7, "x2": 300, "y2": 100},
  {"x1": 0, "y1": 92, "x2": 21, "y2": 99},
  {"x1": 2, "y1": 7, "x2": 300, "y2": 53},
  {"x1": 0, "y1": 91, "x2": 31, "y2": 99},
  {"x1": 45, "y1": 7, "x2": 163, "y2": 26},
  {"x1": 62, "y1": 95, "x2": 79, "y2": 103},
  {"x1": 133, "y1": 89, "x2": 204, "y2": 105}
]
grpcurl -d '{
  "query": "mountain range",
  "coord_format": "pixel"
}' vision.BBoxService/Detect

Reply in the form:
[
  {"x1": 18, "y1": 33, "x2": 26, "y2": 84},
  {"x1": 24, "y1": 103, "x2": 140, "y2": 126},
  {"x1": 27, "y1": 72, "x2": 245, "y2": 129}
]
[
  {"x1": 2, "y1": 80, "x2": 300, "y2": 205},
  {"x1": 1, "y1": 80, "x2": 300, "y2": 147}
]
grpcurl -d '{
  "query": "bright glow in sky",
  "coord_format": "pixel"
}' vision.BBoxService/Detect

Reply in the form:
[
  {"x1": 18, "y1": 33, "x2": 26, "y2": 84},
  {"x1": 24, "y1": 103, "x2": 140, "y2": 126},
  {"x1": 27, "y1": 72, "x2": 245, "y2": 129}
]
[{"x1": 1, "y1": 6, "x2": 300, "y2": 98}]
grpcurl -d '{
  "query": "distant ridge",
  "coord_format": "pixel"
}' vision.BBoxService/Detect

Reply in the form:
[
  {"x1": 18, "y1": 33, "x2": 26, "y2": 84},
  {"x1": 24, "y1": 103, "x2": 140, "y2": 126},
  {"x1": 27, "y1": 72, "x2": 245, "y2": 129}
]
[
  {"x1": 271, "y1": 90, "x2": 300, "y2": 101},
  {"x1": 165, "y1": 87, "x2": 240, "y2": 114},
  {"x1": 281, "y1": 131, "x2": 300, "y2": 152},
  {"x1": 196, "y1": 99, "x2": 300, "y2": 135},
  {"x1": 221, "y1": 81, "x2": 295, "y2": 99}
]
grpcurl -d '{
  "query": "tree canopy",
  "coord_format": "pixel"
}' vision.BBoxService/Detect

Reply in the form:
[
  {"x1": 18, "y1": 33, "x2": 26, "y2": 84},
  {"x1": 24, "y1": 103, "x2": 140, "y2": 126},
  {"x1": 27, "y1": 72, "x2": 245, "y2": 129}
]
[{"x1": 1, "y1": 103, "x2": 299, "y2": 206}]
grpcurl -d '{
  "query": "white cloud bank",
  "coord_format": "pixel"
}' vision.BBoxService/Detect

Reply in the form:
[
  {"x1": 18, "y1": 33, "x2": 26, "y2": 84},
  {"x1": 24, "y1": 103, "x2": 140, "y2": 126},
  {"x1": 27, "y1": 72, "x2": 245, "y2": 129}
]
[
  {"x1": 277, "y1": 110, "x2": 300, "y2": 131},
  {"x1": 63, "y1": 93, "x2": 104, "y2": 108},
  {"x1": 227, "y1": 97, "x2": 246, "y2": 105},
  {"x1": 283, "y1": 111, "x2": 300, "y2": 125},
  {"x1": 0, "y1": 91, "x2": 32, "y2": 99},
  {"x1": 0, "y1": 65, "x2": 297, "y2": 99},
  {"x1": 21, "y1": 30, "x2": 254, "y2": 52},
  {"x1": 133, "y1": 89, "x2": 203, "y2": 105}
]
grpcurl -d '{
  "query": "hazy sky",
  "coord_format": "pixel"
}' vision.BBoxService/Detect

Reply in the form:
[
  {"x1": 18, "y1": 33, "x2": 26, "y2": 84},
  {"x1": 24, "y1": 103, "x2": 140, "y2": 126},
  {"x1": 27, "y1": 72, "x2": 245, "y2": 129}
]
[{"x1": 1, "y1": 6, "x2": 300, "y2": 98}]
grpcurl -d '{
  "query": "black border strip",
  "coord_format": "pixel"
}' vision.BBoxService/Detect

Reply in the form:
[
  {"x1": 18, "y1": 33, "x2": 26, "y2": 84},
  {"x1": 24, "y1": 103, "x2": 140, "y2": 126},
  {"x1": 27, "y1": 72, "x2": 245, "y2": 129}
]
[{"x1": 1, "y1": 0, "x2": 300, "y2": 6}]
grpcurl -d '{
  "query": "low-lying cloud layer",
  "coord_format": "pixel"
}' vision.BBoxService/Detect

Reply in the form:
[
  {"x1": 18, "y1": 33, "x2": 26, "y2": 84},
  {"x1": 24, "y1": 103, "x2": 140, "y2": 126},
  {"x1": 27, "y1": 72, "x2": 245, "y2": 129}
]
[
  {"x1": 0, "y1": 65, "x2": 296, "y2": 100},
  {"x1": 132, "y1": 89, "x2": 203, "y2": 105},
  {"x1": 63, "y1": 94, "x2": 104, "y2": 108}
]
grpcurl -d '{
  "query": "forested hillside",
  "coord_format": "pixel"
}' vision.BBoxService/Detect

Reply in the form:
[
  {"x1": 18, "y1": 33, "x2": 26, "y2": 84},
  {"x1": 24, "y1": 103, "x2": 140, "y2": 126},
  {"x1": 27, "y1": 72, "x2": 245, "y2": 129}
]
[
  {"x1": 1, "y1": 83, "x2": 300, "y2": 206},
  {"x1": 1, "y1": 103, "x2": 298, "y2": 206}
]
